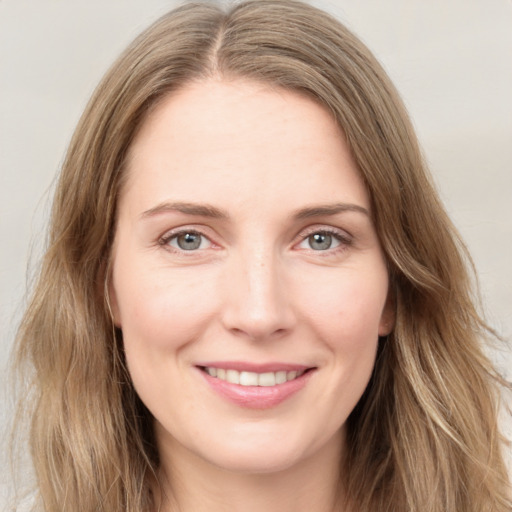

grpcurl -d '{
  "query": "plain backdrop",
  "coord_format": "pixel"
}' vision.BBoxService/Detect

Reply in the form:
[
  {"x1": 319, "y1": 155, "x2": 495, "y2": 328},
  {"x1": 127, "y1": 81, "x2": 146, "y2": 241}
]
[{"x1": 1, "y1": 0, "x2": 511, "y2": 504}]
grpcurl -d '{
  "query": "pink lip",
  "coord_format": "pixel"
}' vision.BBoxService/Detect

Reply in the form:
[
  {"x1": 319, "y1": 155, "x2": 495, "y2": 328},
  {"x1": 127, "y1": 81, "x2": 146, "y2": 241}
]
[
  {"x1": 197, "y1": 361, "x2": 310, "y2": 373},
  {"x1": 196, "y1": 363, "x2": 315, "y2": 410}
]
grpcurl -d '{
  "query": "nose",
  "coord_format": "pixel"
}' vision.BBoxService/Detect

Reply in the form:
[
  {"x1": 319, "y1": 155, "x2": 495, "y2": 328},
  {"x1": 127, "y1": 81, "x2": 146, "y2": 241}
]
[{"x1": 220, "y1": 249, "x2": 296, "y2": 341}]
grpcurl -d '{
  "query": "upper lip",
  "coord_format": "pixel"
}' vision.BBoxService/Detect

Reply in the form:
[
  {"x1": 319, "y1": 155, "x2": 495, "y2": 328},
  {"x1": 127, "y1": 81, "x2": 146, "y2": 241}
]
[{"x1": 196, "y1": 361, "x2": 314, "y2": 373}]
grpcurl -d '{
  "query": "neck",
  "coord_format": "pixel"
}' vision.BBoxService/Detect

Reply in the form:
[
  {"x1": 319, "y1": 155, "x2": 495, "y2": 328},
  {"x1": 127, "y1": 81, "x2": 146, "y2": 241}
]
[{"x1": 155, "y1": 432, "x2": 346, "y2": 512}]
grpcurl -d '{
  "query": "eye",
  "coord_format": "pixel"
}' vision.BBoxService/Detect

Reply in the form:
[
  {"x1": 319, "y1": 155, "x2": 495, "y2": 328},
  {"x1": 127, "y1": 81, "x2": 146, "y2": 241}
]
[
  {"x1": 306, "y1": 232, "x2": 339, "y2": 251},
  {"x1": 165, "y1": 231, "x2": 212, "y2": 251},
  {"x1": 296, "y1": 229, "x2": 350, "y2": 252}
]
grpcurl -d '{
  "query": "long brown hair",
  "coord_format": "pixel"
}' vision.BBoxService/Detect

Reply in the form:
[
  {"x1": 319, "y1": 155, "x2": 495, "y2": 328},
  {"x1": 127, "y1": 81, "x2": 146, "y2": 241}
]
[{"x1": 13, "y1": 1, "x2": 511, "y2": 511}]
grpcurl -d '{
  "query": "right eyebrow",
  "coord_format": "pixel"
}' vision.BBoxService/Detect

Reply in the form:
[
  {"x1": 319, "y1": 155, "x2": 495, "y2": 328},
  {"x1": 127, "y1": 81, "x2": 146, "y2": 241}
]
[
  {"x1": 139, "y1": 201, "x2": 229, "y2": 220},
  {"x1": 292, "y1": 202, "x2": 369, "y2": 220}
]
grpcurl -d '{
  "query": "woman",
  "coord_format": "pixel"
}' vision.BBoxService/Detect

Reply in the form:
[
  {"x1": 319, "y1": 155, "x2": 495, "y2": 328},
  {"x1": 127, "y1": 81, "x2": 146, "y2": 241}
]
[{"x1": 13, "y1": 1, "x2": 511, "y2": 511}]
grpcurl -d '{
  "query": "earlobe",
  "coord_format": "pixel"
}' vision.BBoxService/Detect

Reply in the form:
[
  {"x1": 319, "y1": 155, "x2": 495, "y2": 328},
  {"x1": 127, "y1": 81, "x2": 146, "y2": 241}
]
[
  {"x1": 102, "y1": 256, "x2": 122, "y2": 328},
  {"x1": 378, "y1": 292, "x2": 396, "y2": 337},
  {"x1": 107, "y1": 280, "x2": 122, "y2": 328}
]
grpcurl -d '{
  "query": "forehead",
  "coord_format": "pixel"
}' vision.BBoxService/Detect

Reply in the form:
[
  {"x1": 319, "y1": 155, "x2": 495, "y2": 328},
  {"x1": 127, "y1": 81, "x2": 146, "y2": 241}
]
[{"x1": 121, "y1": 79, "x2": 369, "y2": 217}]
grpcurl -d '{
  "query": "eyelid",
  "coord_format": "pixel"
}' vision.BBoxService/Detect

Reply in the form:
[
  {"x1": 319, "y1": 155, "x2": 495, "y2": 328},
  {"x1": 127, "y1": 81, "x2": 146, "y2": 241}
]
[
  {"x1": 297, "y1": 224, "x2": 352, "y2": 240},
  {"x1": 294, "y1": 225, "x2": 353, "y2": 251},
  {"x1": 158, "y1": 226, "x2": 218, "y2": 251}
]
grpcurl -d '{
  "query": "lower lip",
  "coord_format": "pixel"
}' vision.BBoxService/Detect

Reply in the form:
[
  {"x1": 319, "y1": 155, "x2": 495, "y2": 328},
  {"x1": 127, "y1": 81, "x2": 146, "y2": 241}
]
[{"x1": 199, "y1": 369, "x2": 314, "y2": 409}]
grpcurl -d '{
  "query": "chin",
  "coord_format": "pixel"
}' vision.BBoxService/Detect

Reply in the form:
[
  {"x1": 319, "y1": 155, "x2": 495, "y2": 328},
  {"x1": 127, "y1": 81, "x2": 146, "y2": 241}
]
[
  {"x1": 188, "y1": 423, "x2": 343, "y2": 476},
  {"x1": 203, "y1": 445, "x2": 308, "y2": 475}
]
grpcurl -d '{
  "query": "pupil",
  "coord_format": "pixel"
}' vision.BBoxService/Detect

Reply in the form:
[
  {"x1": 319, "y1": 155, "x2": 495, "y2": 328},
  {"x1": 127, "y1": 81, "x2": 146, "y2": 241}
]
[
  {"x1": 309, "y1": 233, "x2": 332, "y2": 250},
  {"x1": 178, "y1": 233, "x2": 201, "y2": 250}
]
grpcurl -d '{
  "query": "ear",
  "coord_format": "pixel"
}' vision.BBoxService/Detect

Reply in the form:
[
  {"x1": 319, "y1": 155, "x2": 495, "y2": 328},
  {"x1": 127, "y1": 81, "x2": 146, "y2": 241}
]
[
  {"x1": 378, "y1": 290, "x2": 395, "y2": 337},
  {"x1": 107, "y1": 278, "x2": 122, "y2": 328},
  {"x1": 99, "y1": 256, "x2": 122, "y2": 328}
]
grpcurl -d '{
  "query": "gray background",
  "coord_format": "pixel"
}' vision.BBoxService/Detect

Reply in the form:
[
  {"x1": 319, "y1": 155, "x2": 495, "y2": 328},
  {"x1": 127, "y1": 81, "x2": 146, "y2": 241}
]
[{"x1": 1, "y1": 0, "x2": 511, "y2": 504}]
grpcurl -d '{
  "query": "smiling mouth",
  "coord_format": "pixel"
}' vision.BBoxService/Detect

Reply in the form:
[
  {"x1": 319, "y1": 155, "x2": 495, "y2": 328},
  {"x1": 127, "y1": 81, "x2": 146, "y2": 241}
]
[{"x1": 199, "y1": 367, "x2": 314, "y2": 387}]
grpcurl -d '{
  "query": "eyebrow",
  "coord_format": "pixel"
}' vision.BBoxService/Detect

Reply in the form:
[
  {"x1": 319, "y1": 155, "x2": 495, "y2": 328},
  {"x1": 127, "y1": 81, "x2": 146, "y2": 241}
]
[
  {"x1": 139, "y1": 201, "x2": 368, "y2": 221},
  {"x1": 292, "y1": 203, "x2": 369, "y2": 220},
  {"x1": 140, "y1": 201, "x2": 229, "y2": 220}
]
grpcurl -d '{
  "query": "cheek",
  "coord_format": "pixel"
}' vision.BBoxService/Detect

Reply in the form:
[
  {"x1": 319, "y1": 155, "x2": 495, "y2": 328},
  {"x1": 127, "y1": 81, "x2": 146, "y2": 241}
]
[
  {"x1": 110, "y1": 259, "x2": 220, "y2": 414},
  {"x1": 298, "y1": 265, "x2": 387, "y2": 396},
  {"x1": 302, "y1": 266, "x2": 389, "y2": 346},
  {"x1": 111, "y1": 257, "x2": 219, "y2": 353}
]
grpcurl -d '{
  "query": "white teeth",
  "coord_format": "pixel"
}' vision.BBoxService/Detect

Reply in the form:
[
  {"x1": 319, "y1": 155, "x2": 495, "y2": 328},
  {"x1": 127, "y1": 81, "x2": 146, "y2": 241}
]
[
  {"x1": 239, "y1": 371, "x2": 258, "y2": 386},
  {"x1": 275, "y1": 371, "x2": 287, "y2": 384},
  {"x1": 226, "y1": 369, "x2": 240, "y2": 384},
  {"x1": 204, "y1": 367, "x2": 308, "y2": 386},
  {"x1": 258, "y1": 372, "x2": 276, "y2": 387}
]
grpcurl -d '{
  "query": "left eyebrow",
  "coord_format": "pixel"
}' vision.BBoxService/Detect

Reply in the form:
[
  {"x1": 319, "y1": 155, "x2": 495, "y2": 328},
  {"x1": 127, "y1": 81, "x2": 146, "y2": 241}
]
[
  {"x1": 292, "y1": 203, "x2": 369, "y2": 220},
  {"x1": 139, "y1": 201, "x2": 229, "y2": 220}
]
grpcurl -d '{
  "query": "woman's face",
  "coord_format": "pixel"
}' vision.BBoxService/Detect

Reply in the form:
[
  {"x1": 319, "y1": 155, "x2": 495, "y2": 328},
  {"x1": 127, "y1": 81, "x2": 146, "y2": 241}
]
[{"x1": 109, "y1": 79, "x2": 394, "y2": 475}]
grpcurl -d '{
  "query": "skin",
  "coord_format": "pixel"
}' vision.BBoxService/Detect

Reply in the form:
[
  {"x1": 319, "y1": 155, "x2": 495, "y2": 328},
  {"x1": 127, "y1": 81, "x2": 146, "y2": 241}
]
[{"x1": 109, "y1": 79, "x2": 394, "y2": 512}]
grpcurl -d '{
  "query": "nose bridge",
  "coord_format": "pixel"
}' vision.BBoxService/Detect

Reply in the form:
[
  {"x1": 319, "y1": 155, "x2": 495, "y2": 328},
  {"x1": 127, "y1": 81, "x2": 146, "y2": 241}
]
[{"x1": 222, "y1": 243, "x2": 293, "y2": 340}]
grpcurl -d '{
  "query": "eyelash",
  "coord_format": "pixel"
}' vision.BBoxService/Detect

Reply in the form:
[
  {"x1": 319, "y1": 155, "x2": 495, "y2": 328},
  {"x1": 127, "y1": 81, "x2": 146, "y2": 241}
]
[
  {"x1": 158, "y1": 229, "x2": 213, "y2": 252},
  {"x1": 158, "y1": 226, "x2": 352, "y2": 254},
  {"x1": 296, "y1": 227, "x2": 352, "y2": 254}
]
